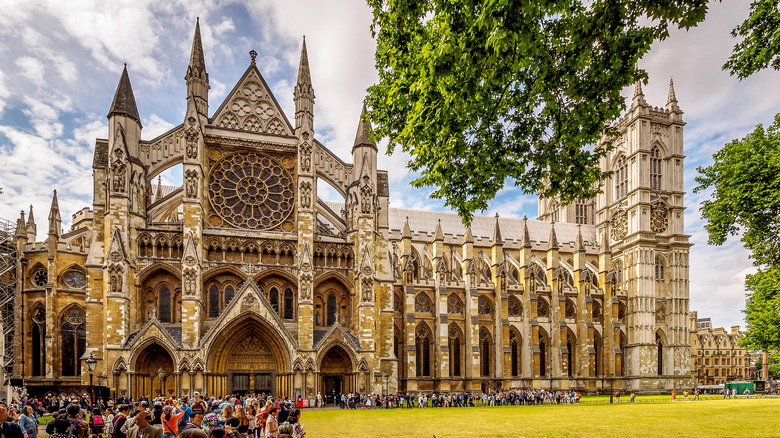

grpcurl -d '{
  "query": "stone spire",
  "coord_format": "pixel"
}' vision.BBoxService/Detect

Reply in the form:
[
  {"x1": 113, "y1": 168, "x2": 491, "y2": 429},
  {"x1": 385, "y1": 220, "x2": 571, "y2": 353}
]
[
  {"x1": 547, "y1": 221, "x2": 559, "y2": 250},
  {"x1": 631, "y1": 79, "x2": 647, "y2": 108},
  {"x1": 463, "y1": 226, "x2": 474, "y2": 244},
  {"x1": 666, "y1": 77, "x2": 681, "y2": 113},
  {"x1": 186, "y1": 18, "x2": 209, "y2": 118},
  {"x1": 353, "y1": 103, "x2": 376, "y2": 151},
  {"x1": 433, "y1": 219, "x2": 444, "y2": 242},
  {"x1": 574, "y1": 224, "x2": 585, "y2": 253},
  {"x1": 15, "y1": 211, "x2": 26, "y2": 239},
  {"x1": 600, "y1": 224, "x2": 611, "y2": 254},
  {"x1": 48, "y1": 190, "x2": 61, "y2": 238},
  {"x1": 25, "y1": 205, "x2": 36, "y2": 241},
  {"x1": 294, "y1": 36, "x2": 314, "y2": 130},
  {"x1": 492, "y1": 213, "x2": 503, "y2": 245},
  {"x1": 108, "y1": 64, "x2": 141, "y2": 127},
  {"x1": 402, "y1": 216, "x2": 411, "y2": 239},
  {"x1": 155, "y1": 176, "x2": 163, "y2": 202},
  {"x1": 522, "y1": 215, "x2": 532, "y2": 248}
]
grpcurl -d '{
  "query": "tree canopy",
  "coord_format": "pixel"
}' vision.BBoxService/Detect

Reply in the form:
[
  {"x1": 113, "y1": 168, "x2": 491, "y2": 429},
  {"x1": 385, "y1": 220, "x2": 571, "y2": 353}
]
[
  {"x1": 365, "y1": 0, "x2": 709, "y2": 223},
  {"x1": 724, "y1": 0, "x2": 780, "y2": 79},
  {"x1": 694, "y1": 114, "x2": 780, "y2": 268},
  {"x1": 740, "y1": 267, "x2": 780, "y2": 352}
]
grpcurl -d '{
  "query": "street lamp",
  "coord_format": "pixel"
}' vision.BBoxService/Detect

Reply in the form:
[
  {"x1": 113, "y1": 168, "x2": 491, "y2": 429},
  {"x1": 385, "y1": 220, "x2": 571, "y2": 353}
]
[
  {"x1": 85, "y1": 353, "x2": 97, "y2": 408},
  {"x1": 157, "y1": 368, "x2": 165, "y2": 397}
]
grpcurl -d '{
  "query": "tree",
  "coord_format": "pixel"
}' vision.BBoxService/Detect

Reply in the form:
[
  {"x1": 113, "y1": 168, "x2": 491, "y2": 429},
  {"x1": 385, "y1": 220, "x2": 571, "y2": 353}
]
[
  {"x1": 739, "y1": 267, "x2": 780, "y2": 352},
  {"x1": 724, "y1": 0, "x2": 780, "y2": 79},
  {"x1": 693, "y1": 114, "x2": 780, "y2": 268},
  {"x1": 754, "y1": 350, "x2": 780, "y2": 380},
  {"x1": 364, "y1": 0, "x2": 709, "y2": 222}
]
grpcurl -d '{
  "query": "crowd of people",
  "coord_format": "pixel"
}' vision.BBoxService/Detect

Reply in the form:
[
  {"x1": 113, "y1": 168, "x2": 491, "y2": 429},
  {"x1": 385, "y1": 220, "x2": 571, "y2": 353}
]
[
  {"x1": 0, "y1": 393, "x2": 305, "y2": 438},
  {"x1": 335, "y1": 389, "x2": 584, "y2": 409}
]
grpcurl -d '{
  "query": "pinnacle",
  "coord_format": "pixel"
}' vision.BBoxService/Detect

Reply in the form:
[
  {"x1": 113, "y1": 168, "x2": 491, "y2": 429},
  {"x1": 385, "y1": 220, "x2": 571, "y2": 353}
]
[
  {"x1": 433, "y1": 219, "x2": 444, "y2": 241},
  {"x1": 189, "y1": 18, "x2": 206, "y2": 73},
  {"x1": 668, "y1": 78, "x2": 678, "y2": 104},
  {"x1": 26, "y1": 204, "x2": 35, "y2": 227},
  {"x1": 492, "y1": 213, "x2": 503, "y2": 245},
  {"x1": 296, "y1": 36, "x2": 312, "y2": 88},
  {"x1": 402, "y1": 216, "x2": 411, "y2": 239},
  {"x1": 522, "y1": 216, "x2": 532, "y2": 248},
  {"x1": 108, "y1": 64, "x2": 141, "y2": 126},
  {"x1": 548, "y1": 221, "x2": 559, "y2": 250},
  {"x1": 463, "y1": 226, "x2": 474, "y2": 244},
  {"x1": 353, "y1": 103, "x2": 375, "y2": 148},
  {"x1": 575, "y1": 224, "x2": 585, "y2": 252}
]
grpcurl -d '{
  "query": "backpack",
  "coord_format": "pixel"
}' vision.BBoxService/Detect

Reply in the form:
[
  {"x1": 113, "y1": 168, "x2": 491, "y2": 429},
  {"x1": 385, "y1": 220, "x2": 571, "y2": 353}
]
[
  {"x1": 70, "y1": 419, "x2": 83, "y2": 437},
  {"x1": 177, "y1": 408, "x2": 189, "y2": 431},
  {"x1": 92, "y1": 416, "x2": 105, "y2": 428}
]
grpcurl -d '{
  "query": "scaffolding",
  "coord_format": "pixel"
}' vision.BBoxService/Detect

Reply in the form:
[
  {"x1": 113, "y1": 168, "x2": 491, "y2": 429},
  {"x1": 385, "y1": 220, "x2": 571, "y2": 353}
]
[{"x1": 0, "y1": 217, "x2": 16, "y2": 379}]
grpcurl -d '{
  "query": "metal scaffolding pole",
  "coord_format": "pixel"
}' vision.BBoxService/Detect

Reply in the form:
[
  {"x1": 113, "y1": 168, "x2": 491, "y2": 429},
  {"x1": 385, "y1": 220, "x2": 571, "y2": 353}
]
[{"x1": 0, "y1": 217, "x2": 17, "y2": 380}]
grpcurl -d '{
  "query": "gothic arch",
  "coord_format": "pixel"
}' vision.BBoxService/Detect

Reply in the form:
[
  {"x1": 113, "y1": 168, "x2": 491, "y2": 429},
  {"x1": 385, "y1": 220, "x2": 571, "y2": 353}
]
[
  {"x1": 203, "y1": 265, "x2": 247, "y2": 283},
  {"x1": 648, "y1": 139, "x2": 669, "y2": 156},
  {"x1": 112, "y1": 356, "x2": 128, "y2": 374},
  {"x1": 255, "y1": 268, "x2": 298, "y2": 286},
  {"x1": 204, "y1": 311, "x2": 292, "y2": 373},
  {"x1": 129, "y1": 336, "x2": 180, "y2": 371},
  {"x1": 138, "y1": 262, "x2": 182, "y2": 283},
  {"x1": 317, "y1": 341, "x2": 357, "y2": 372}
]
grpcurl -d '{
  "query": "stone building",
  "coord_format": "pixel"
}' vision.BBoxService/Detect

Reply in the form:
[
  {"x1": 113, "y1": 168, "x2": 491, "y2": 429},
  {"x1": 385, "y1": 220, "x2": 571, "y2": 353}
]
[
  {"x1": 689, "y1": 312, "x2": 755, "y2": 385},
  {"x1": 12, "y1": 21, "x2": 692, "y2": 400}
]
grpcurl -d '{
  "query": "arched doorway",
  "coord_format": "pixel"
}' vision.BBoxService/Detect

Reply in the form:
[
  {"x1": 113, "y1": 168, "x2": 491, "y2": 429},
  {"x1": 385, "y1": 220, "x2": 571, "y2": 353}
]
[
  {"x1": 207, "y1": 314, "x2": 290, "y2": 398},
  {"x1": 319, "y1": 345, "x2": 354, "y2": 405},
  {"x1": 133, "y1": 343, "x2": 175, "y2": 399}
]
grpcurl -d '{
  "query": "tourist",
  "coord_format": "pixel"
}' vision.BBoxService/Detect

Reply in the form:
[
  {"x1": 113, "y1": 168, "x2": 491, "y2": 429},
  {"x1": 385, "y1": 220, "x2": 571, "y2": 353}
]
[
  {"x1": 68, "y1": 403, "x2": 89, "y2": 438},
  {"x1": 276, "y1": 423, "x2": 292, "y2": 438},
  {"x1": 286, "y1": 409, "x2": 304, "y2": 438},
  {"x1": 18, "y1": 406, "x2": 36, "y2": 438},
  {"x1": 105, "y1": 407, "x2": 115, "y2": 438},
  {"x1": 112, "y1": 405, "x2": 130, "y2": 438},
  {"x1": 264, "y1": 407, "x2": 278, "y2": 438},
  {"x1": 88, "y1": 407, "x2": 105, "y2": 438},
  {"x1": 178, "y1": 427, "x2": 207, "y2": 438},
  {"x1": 203, "y1": 402, "x2": 225, "y2": 431},
  {"x1": 161, "y1": 405, "x2": 184, "y2": 438},
  {"x1": 671, "y1": 390, "x2": 676, "y2": 401},
  {"x1": 48, "y1": 415, "x2": 73, "y2": 438},
  {"x1": 630, "y1": 392, "x2": 636, "y2": 403},
  {"x1": 128, "y1": 412, "x2": 161, "y2": 438},
  {"x1": 224, "y1": 418, "x2": 242, "y2": 438},
  {"x1": 191, "y1": 393, "x2": 207, "y2": 417},
  {"x1": 234, "y1": 405, "x2": 250, "y2": 438},
  {"x1": 613, "y1": 391, "x2": 620, "y2": 404},
  {"x1": 151, "y1": 403, "x2": 164, "y2": 426},
  {"x1": 0, "y1": 405, "x2": 23, "y2": 438},
  {"x1": 181, "y1": 412, "x2": 204, "y2": 433},
  {"x1": 245, "y1": 404, "x2": 257, "y2": 438}
]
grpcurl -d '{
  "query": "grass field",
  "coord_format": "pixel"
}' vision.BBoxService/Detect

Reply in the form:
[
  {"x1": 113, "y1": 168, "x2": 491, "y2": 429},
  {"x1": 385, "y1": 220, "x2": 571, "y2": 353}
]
[{"x1": 300, "y1": 398, "x2": 780, "y2": 437}]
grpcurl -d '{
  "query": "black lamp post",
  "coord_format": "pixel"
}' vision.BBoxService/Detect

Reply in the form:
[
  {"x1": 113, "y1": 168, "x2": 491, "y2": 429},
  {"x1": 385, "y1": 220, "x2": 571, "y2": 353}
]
[
  {"x1": 382, "y1": 373, "x2": 389, "y2": 409},
  {"x1": 85, "y1": 353, "x2": 97, "y2": 408},
  {"x1": 157, "y1": 368, "x2": 165, "y2": 397}
]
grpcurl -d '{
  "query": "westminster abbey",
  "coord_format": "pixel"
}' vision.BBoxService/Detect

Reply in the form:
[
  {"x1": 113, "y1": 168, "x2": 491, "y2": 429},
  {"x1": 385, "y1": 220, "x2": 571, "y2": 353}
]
[{"x1": 11, "y1": 20, "x2": 692, "y2": 400}]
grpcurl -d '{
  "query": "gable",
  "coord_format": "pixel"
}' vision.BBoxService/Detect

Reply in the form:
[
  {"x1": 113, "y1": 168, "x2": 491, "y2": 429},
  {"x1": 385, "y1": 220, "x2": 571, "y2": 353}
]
[{"x1": 211, "y1": 65, "x2": 294, "y2": 136}]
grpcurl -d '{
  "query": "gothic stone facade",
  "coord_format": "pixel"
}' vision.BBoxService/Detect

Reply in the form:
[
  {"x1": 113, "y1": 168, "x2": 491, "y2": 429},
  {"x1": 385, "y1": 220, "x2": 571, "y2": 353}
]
[{"x1": 13, "y1": 22, "x2": 692, "y2": 399}]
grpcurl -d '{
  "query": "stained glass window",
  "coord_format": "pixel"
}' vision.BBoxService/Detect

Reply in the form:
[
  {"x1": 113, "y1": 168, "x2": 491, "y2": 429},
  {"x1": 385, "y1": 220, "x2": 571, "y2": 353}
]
[
  {"x1": 61, "y1": 308, "x2": 85, "y2": 376},
  {"x1": 63, "y1": 270, "x2": 86, "y2": 289}
]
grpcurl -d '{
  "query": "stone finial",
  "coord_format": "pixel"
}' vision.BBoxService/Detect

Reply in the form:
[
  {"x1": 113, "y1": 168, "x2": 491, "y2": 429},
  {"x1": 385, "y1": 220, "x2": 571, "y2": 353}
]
[
  {"x1": 492, "y1": 213, "x2": 503, "y2": 246},
  {"x1": 108, "y1": 64, "x2": 141, "y2": 127},
  {"x1": 353, "y1": 103, "x2": 376, "y2": 150},
  {"x1": 402, "y1": 216, "x2": 411, "y2": 239},
  {"x1": 522, "y1": 215, "x2": 531, "y2": 248},
  {"x1": 155, "y1": 176, "x2": 163, "y2": 202},
  {"x1": 249, "y1": 49, "x2": 258, "y2": 64},
  {"x1": 574, "y1": 224, "x2": 585, "y2": 253},
  {"x1": 600, "y1": 223, "x2": 611, "y2": 254},
  {"x1": 463, "y1": 226, "x2": 474, "y2": 244},
  {"x1": 48, "y1": 189, "x2": 61, "y2": 237},
  {"x1": 26, "y1": 204, "x2": 35, "y2": 228},
  {"x1": 433, "y1": 219, "x2": 444, "y2": 242},
  {"x1": 547, "y1": 221, "x2": 559, "y2": 250},
  {"x1": 632, "y1": 79, "x2": 647, "y2": 108},
  {"x1": 667, "y1": 77, "x2": 681, "y2": 113}
]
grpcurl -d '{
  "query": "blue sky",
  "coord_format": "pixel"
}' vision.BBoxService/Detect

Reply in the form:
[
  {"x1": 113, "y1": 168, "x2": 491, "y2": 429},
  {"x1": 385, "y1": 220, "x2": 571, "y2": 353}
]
[{"x1": 0, "y1": 0, "x2": 778, "y2": 330}]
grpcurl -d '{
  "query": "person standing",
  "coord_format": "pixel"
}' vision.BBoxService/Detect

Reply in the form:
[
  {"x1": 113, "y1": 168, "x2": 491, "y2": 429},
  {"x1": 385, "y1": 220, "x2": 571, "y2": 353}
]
[
  {"x1": 17, "y1": 406, "x2": 36, "y2": 438},
  {"x1": 263, "y1": 407, "x2": 278, "y2": 438},
  {"x1": 88, "y1": 408, "x2": 105, "y2": 438},
  {"x1": 127, "y1": 412, "x2": 162, "y2": 438}
]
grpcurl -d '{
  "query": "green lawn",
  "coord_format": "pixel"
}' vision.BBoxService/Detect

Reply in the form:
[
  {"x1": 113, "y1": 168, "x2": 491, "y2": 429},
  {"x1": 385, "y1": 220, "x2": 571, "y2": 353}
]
[{"x1": 299, "y1": 398, "x2": 780, "y2": 437}]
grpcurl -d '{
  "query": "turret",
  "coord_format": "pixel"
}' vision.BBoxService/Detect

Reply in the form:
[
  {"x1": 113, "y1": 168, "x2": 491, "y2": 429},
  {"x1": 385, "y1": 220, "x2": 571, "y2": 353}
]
[
  {"x1": 107, "y1": 64, "x2": 141, "y2": 157},
  {"x1": 15, "y1": 211, "x2": 27, "y2": 244},
  {"x1": 294, "y1": 36, "x2": 314, "y2": 131},
  {"x1": 432, "y1": 219, "x2": 444, "y2": 259},
  {"x1": 518, "y1": 216, "x2": 532, "y2": 266},
  {"x1": 351, "y1": 104, "x2": 378, "y2": 219},
  {"x1": 48, "y1": 190, "x2": 61, "y2": 238},
  {"x1": 546, "y1": 221, "x2": 559, "y2": 270},
  {"x1": 185, "y1": 18, "x2": 209, "y2": 121},
  {"x1": 25, "y1": 205, "x2": 36, "y2": 241},
  {"x1": 631, "y1": 80, "x2": 647, "y2": 109},
  {"x1": 667, "y1": 77, "x2": 682, "y2": 117}
]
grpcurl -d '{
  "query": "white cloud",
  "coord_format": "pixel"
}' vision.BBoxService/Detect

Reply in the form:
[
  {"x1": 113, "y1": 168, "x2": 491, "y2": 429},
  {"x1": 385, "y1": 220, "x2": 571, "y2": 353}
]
[
  {"x1": 15, "y1": 56, "x2": 46, "y2": 87},
  {"x1": 143, "y1": 113, "x2": 176, "y2": 139},
  {"x1": 0, "y1": 70, "x2": 10, "y2": 115}
]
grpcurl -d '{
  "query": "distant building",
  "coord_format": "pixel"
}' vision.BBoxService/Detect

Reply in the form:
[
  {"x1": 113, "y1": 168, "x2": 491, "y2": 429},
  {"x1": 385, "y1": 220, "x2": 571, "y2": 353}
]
[{"x1": 689, "y1": 312, "x2": 755, "y2": 385}]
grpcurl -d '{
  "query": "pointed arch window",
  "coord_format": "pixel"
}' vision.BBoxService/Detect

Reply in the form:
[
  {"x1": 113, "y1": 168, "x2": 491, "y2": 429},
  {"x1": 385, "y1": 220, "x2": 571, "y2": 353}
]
[
  {"x1": 61, "y1": 308, "x2": 86, "y2": 376},
  {"x1": 224, "y1": 284, "x2": 235, "y2": 307},
  {"x1": 209, "y1": 285, "x2": 220, "y2": 317},
  {"x1": 32, "y1": 306, "x2": 46, "y2": 376},
  {"x1": 615, "y1": 155, "x2": 628, "y2": 199},
  {"x1": 416, "y1": 325, "x2": 431, "y2": 377},
  {"x1": 655, "y1": 257, "x2": 665, "y2": 280},
  {"x1": 447, "y1": 295, "x2": 463, "y2": 314},
  {"x1": 269, "y1": 287, "x2": 279, "y2": 314},
  {"x1": 566, "y1": 336, "x2": 575, "y2": 377},
  {"x1": 158, "y1": 286, "x2": 171, "y2": 323},
  {"x1": 575, "y1": 200, "x2": 589, "y2": 225},
  {"x1": 650, "y1": 147, "x2": 662, "y2": 190},
  {"x1": 326, "y1": 292, "x2": 337, "y2": 326},
  {"x1": 539, "y1": 329, "x2": 549, "y2": 377},
  {"x1": 508, "y1": 297, "x2": 522, "y2": 317},
  {"x1": 448, "y1": 325, "x2": 462, "y2": 377},
  {"x1": 657, "y1": 332, "x2": 664, "y2": 376},
  {"x1": 550, "y1": 201, "x2": 560, "y2": 222},
  {"x1": 283, "y1": 288, "x2": 294, "y2": 319},
  {"x1": 478, "y1": 296, "x2": 493, "y2": 316},
  {"x1": 480, "y1": 327, "x2": 491, "y2": 377},
  {"x1": 510, "y1": 330, "x2": 521, "y2": 377}
]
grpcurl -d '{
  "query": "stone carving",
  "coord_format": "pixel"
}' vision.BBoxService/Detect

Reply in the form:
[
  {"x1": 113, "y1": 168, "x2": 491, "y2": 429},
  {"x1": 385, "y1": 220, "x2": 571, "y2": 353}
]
[
  {"x1": 300, "y1": 181, "x2": 312, "y2": 209},
  {"x1": 361, "y1": 277, "x2": 373, "y2": 302},
  {"x1": 360, "y1": 182, "x2": 373, "y2": 214},
  {"x1": 183, "y1": 268, "x2": 197, "y2": 296},
  {"x1": 184, "y1": 169, "x2": 199, "y2": 198},
  {"x1": 242, "y1": 293, "x2": 257, "y2": 307},
  {"x1": 148, "y1": 306, "x2": 157, "y2": 320},
  {"x1": 182, "y1": 232, "x2": 199, "y2": 266},
  {"x1": 299, "y1": 243, "x2": 312, "y2": 272},
  {"x1": 315, "y1": 310, "x2": 322, "y2": 326},
  {"x1": 111, "y1": 157, "x2": 126, "y2": 193},
  {"x1": 359, "y1": 245, "x2": 374, "y2": 276},
  {"x1": 299, "y1": 273, "x2": 312, "y2": 300},
  {"x1": 108, "y1": 265, "x2": 123, "y2": 294},
  {"x1": 299, "y1": 142, "x2": 311, "y2": 172},
  {"x1": 655, "y1": 302, "x2": 666, "y2": 323}
]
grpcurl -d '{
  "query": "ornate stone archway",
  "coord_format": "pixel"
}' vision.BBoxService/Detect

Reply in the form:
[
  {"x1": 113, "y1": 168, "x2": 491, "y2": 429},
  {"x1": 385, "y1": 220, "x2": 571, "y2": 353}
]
[
  {"x1": 206, "y1": 313, "x2": 291, "y2": 398},
  {"x1": 132, "y1": 342, "x2": 175, "y2": 399}
]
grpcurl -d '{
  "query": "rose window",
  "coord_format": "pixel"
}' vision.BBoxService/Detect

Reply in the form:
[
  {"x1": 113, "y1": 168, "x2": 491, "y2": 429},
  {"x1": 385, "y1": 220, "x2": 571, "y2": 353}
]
[
  {"x1": 208, "y1": 152, "x2": 294, "y2": 230},
  {"x1": 63, "y1": 270, "x2": 87, "y2": 289},
  {"x1": 32, "y1": 269, "x2": 48, "y2": 287}
]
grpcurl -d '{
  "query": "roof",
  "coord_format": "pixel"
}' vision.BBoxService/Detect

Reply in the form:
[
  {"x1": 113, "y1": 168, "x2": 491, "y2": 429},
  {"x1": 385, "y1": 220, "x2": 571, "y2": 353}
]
[{"x1": 108, "y1": 65, "x2": 141, "y2": 125}]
